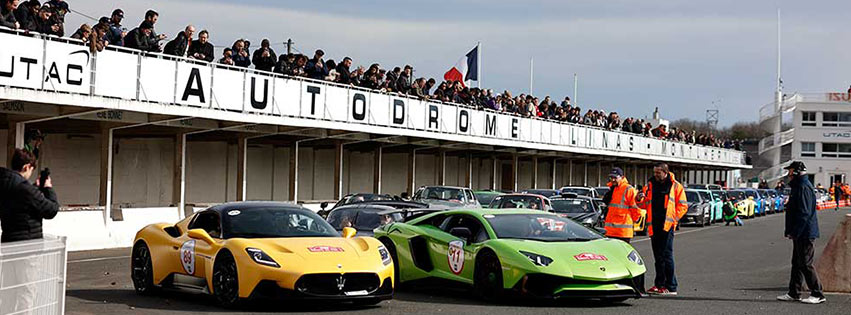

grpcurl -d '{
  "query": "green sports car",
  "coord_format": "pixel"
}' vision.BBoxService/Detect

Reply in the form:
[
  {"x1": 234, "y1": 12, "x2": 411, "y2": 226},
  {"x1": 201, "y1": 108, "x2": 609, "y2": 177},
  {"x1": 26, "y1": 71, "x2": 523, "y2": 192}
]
[{"x1": 374, "y1": 209, "x2": 646, "y2": 301}]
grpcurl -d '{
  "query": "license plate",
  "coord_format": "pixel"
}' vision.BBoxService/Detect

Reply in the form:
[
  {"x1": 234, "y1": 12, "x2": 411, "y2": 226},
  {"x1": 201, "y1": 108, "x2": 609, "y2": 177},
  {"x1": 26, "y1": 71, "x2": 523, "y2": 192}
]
[{"x1": 344, "y1": 290, "x2": 369, "y2": 296}]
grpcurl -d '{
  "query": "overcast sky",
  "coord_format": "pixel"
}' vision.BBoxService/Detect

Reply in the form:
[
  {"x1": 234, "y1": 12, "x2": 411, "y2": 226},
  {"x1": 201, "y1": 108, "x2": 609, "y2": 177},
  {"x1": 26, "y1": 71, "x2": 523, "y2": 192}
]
[{"x1": 63, "y1": 0, "x2": 851, "y2": 127}]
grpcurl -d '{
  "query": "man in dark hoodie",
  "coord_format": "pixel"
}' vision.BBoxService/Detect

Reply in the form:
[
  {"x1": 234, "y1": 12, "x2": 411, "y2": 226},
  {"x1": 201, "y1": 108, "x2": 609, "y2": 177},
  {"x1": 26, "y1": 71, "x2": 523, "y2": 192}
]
[
  {"x1": 251, "y1": 39, "x2": 277, "y2": 72},
  {"x1": 777, "y1": 161, "x2": 825, "y2": 304}
]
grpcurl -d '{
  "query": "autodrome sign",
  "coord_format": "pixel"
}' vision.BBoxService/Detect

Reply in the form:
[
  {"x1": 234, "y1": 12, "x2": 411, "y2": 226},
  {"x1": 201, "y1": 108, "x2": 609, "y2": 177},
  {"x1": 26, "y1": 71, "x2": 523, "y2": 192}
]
[{"x1": 0, "y1": 32, "x2": 745, "y2": 166}]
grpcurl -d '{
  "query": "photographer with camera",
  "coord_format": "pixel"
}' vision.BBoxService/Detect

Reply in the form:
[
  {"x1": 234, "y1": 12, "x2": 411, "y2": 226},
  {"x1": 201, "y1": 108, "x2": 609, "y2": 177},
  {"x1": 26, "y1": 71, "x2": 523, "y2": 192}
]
[
  {"x1": 0, "y1": 149, "x2": 59, "y2": 243},
  {"x1": 252, "y1": 38, "x2": 276, "y2": 72}
]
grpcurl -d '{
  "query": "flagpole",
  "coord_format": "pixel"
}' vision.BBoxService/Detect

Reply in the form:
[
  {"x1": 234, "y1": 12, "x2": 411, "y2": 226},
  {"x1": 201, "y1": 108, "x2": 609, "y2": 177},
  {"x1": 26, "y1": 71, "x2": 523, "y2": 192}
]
[
  {"x1": 529, "y1": 57, "x2": 534, "y2": 94},
  {"x1": 573, "y1": 73, "x2": 578, "y2": 107},
  {"x1": 477, "y1": 41, "x2": 482, "y2": 89}
]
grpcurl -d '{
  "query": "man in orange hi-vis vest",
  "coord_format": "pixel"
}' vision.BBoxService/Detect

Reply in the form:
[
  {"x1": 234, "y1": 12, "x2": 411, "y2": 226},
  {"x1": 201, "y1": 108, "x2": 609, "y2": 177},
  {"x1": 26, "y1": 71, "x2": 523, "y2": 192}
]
[
  {"x1": 635, "y1": 162, "x2": 688, "y2": 296},
  {"x1": 604, "y1": 167, "x2": 642, "y2": 243}
]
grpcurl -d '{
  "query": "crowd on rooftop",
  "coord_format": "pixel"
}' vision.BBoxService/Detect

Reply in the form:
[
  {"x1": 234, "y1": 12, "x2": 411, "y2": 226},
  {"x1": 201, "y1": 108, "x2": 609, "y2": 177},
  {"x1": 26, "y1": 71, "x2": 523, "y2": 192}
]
[{"x1": 0, "y1": 0, "x2": 743, "y2": 150}]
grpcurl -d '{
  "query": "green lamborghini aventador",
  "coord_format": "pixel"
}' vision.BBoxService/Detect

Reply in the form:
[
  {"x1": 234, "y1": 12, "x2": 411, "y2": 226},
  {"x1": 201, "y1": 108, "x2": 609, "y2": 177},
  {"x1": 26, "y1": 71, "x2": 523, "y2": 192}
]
[{"x1": 374, "y1": 209, "x2": 646, "y2": 302}]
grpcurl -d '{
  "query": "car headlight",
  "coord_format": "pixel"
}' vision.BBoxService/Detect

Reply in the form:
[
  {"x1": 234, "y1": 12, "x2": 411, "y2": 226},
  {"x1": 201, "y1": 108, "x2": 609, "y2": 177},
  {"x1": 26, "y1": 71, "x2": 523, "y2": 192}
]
[
  {"x1": 520, "y1": 250, "x2": 553, "y2": 267},
  {"x1": 245, "y1": 248, "x2": 280, "y2": 268},
  {"x1": 378, "y1": 245, "x2": 392, "y2": 266},
  {"x1": 627, "y1": 250, "x2": 643, "y2": 265}
]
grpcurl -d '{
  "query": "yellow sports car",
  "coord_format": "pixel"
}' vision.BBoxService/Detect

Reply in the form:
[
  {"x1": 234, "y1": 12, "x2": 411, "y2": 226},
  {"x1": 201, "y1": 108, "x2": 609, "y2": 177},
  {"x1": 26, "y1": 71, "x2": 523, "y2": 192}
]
[
  {"x1": 728, "y1": 190, "x2": 756, "y2": 218},
  {"x1": 131, "y1": 202, "x2": 394, "y2": 307}
]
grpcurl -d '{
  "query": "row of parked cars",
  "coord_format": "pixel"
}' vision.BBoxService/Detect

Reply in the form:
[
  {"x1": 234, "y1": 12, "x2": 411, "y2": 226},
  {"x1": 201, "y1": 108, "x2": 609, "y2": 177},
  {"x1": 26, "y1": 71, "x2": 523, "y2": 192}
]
[{"x1": 317, "y1": 184, "x2": 790, "y2": 238}]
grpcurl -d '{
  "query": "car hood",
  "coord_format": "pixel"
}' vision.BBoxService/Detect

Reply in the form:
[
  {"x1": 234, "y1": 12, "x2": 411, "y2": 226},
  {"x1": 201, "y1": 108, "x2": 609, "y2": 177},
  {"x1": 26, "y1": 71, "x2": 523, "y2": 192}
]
[
  {"x1": 494, "y1": 238, "x2": 644, "y2": 281},
  {"x1": 229, "y1": 237, "x2": 383, "y2": 271}
]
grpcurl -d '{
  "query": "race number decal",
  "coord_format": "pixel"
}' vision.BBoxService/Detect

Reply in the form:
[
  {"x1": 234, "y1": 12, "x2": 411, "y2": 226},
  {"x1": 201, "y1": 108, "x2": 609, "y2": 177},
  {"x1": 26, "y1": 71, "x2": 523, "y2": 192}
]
[
  {"x1": 536, "y1": 217, "x2": 565, "y2": 231},
  {"x1": 447, "y1": 240, "x2": 465, "y2": 275},
  {"x1": 180, "y1": 240, "x2": 196, "y2": 275}
]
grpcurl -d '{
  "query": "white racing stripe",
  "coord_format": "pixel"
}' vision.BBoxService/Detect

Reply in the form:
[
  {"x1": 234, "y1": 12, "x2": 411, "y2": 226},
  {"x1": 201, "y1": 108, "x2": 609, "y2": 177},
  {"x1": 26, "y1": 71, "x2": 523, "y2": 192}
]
[{"x1": 68, "y1": 255, "x2": 131, "y2": 264}]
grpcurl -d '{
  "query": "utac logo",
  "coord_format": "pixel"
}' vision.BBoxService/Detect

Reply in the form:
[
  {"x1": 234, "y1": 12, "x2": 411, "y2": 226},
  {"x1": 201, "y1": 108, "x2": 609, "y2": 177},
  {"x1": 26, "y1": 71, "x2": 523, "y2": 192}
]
[{"x1": 823, "y1": 130, "x2": 851, "y2": 138}]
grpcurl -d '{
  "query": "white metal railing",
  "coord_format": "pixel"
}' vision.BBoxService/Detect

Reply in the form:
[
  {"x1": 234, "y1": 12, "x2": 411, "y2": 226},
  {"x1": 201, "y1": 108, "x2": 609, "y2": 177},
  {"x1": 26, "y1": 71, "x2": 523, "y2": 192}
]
[
  {"x1": 759, "y1": 162, "x2": 791, "y2": 183},
  {"x1": 758, "y1": 128, "x2": 795, "y2": 155},
  {"x1": 0, "y1": 27, "x2": 746, "y2": 166},
  {"x1": 759, "y1": 92, "x2": 851, "y2": 123},
  {"x1": 0, "y1": 235, "x2": 67, "y2": 315}
]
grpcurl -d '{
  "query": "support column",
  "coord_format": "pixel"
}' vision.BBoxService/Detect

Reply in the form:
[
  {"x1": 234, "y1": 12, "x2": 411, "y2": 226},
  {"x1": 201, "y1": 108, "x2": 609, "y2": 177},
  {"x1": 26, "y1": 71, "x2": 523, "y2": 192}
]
[
  {"x1": 437, "y1": 150, "x2": 446, "y2": 186},
  {"x1": 172, "y1": 133, "x2": 187, "y2": 218},
  {"x1": 551, "y1": 158, "x2": 558, "y2": 190},
  {"x1": 407, "y1": 149, "x2": 416, "y2": 195},
  {"x1": 597, "y1": 162, "x2": 603, "y2": 187},
  {"x1": 334, "y1": 141, "x2": 343, "y2": 200},
  {"x1": 491, "y1": 157, "x2": 498, "y2": 190},
  {"x1": 464, "y1": 153, "x2": 472, "y2": 188},
  {"x1": 568, "y1": 160, "x2": 573, "y2": 185},
  {"x1": 532, "y1": 156, "x2": 539, "y2": 189},
  {"x1": 236, "y1": 136, "x2": 248, "y2": 201},
  {"x1": 6, "y1": 121, "x2": 23, "y2": 167},
  {"x1": 289, "y1": 142, "x2": 298, "y2": 202},
  {"x1": 99, "y1": 128, "x2": 112, "y2": 224},
  {"x1": 512, "y1": 154, "x2": 519, "y2": 192},
  {"x1": 583, "y1": 161, "x2": 588, "y2": 186},
  {"x1": 373, "y1": 146, "x2": 382, "y2": 193}
]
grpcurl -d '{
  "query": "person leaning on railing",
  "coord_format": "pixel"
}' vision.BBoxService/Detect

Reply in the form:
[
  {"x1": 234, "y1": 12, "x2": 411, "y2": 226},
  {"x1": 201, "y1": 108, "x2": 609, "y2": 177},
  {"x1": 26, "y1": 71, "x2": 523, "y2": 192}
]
[
  {"x1": 0, "y1": 149, "x2": 59, "y2": 243},
  {"x1": 0, "y1": 0, "x2": 21, "y2": 30}
]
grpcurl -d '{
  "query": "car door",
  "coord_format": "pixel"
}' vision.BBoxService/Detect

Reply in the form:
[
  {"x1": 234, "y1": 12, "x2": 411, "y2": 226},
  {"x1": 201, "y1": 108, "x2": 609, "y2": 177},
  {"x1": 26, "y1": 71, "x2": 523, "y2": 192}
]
[
  {"x1": 427, "y1": 214, "x2": 488, "y2": 284},
  {"x1": 183, "y1": 210, "x2": 223, "y2": 279}
]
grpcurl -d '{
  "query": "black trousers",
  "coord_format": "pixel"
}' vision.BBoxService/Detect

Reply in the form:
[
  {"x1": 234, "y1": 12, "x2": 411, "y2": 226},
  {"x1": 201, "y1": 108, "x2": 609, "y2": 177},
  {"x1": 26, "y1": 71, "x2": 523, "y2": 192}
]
[
  {"x1": 788, "y1": 237, "x2": 824, "y2": 298},
  {"x1": 650, "y1": 228, "x2": 677, "y2": 291}
]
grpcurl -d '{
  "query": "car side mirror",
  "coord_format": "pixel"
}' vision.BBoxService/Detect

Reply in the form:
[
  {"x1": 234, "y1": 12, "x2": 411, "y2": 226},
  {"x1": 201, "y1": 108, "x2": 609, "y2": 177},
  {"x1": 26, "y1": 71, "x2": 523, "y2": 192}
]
[
  {"x1": 342, "y1": 227, "x2": 357, "y2": 238},
  {"x1": 320, "y1": 202, "x2": 329, "y2": 210},
  {"x1": 449, "y1": 227, "x2": 473, "y2": 242},
  {"x1": 187, "y1": 229, "x2": 215, "y2": 244}
]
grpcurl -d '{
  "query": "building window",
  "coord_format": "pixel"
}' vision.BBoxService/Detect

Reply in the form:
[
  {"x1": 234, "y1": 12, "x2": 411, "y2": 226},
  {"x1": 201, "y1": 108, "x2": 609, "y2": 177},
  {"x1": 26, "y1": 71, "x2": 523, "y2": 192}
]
[
  {"x1": 821, "y1": 143, "x2": 851, "y2": 158},
  {"x1": 801, "y1": 111, "x2": 817, "y2": 127},
  {"x1": 822, "y1": 112, "x2": 851, "y2": 127},
  {"x1": 801, "y1": 142, "x2": 816, "y2": 157}
]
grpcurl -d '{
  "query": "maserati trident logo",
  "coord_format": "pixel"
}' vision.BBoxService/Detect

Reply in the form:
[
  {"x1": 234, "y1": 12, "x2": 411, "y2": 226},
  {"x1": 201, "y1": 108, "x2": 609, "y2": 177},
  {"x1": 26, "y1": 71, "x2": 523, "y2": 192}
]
[{"x1": 336, "y1": 275, "x2": 346, "y2": 291}]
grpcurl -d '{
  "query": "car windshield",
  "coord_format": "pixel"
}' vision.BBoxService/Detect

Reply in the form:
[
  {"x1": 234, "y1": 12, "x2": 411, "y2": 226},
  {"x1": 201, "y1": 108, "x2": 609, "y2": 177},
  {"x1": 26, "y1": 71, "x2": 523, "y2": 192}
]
[
  {"x1": 417, "y1": 187, "x2": 465, "y2": 202},
  {"x1": 686, "y1": 191, "x2": 700, "y2": 203},
  {"x1": 475, "y1": 192, "x2": 501, "y2": 206},
  {"x1": 698, "y1": 191, "x2": 712, "y2": 202},
  {"x1": 561, "y1": 188, "x2": 592, "y2": 196},
  {"x1": 523, "y1": 190, "x2": 559, "y2": 197},
  {"x1": 327, "y1": 208, "x2": 403, "y2": 230},
  {"x1": 223, "y1": 207, "x2": 338, "y2": 239},
  {"x1": 485, "y1": 214, "x2": 603, "y2": 242},
  {"x1": 497, "y1": 196, "x2": 544, "y2": 210},
  {"x1": 744, "y1": 190, "x2": 757, "y2": 198},
  {"x1": 341, "y1": 194, "x2": 392, "y2": 205},
  {"x1": 595, "y1": 187, "x2": 609, "y2": 196},
  {"x1": 551, "y1": 199, "x2": 594, "y2": 214}
]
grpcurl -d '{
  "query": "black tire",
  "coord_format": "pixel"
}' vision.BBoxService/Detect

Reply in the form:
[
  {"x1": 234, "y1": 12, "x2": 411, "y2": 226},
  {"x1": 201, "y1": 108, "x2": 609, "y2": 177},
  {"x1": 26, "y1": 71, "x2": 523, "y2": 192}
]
[
  {"x1": 131, "y1": 242, "x2": 157, "y2": 295},
  {"x1": 212, "y1": 251, "x2": 241, "y2": 308},
  {"x1": 379, "y1": 237, "x2": 400, "y2": 286},
  {"x1": 474, "y1": 250, "x2": 503, "y2": 300},
  {"x1": 698, "y1": 213, "x2": 705, "y2": 227}
]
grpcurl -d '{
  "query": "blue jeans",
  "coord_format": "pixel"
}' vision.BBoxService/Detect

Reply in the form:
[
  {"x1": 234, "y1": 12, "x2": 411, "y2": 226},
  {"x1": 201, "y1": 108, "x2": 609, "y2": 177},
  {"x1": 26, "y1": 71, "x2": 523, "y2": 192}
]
[{"x1": 651, "y1": 228, "x2": 677, "y2": 291}]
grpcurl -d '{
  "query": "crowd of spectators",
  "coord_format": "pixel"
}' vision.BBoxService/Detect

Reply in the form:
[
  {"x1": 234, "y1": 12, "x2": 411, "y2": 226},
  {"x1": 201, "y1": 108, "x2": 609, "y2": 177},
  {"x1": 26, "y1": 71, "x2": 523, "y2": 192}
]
[{"x1": 0, "y1": 0, "x2": 742, "y2": 150}]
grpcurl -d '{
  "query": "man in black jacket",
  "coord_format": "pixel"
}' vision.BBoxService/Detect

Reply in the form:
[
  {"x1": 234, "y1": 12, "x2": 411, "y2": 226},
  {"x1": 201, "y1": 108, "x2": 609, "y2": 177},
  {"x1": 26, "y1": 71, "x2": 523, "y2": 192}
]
[
  {"x1": 777, "y1": 161, "x2": 825, "y2": 304},
  {"x1": 0, "y1": 0, "x2": 20, "y2": 29},
  {"x1": 252, "y1": 39, "x2": 277, "y2": 72},
  {"x1": 163, "y1": 25, "x2": 194, "y2": 57},
  {"x1": 124, "y1": 20, "x2": 159, "y2": 52},
  {"x1": 188, "y1": 29, "x2": 214, "y2": 62},
  {"x1": 0, "y1": 149, "x2": 59, "y2": 243}
]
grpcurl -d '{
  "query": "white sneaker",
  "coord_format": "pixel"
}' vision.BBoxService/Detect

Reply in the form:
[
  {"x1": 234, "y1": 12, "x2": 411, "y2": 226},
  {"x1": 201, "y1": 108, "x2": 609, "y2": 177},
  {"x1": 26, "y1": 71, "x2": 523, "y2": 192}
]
[
  {"x1": 776, "y1": 294, "x2": 800, "y2": 302},
  {"x1": 800, "y1": 296, "x2": 826, "y2": 304}
]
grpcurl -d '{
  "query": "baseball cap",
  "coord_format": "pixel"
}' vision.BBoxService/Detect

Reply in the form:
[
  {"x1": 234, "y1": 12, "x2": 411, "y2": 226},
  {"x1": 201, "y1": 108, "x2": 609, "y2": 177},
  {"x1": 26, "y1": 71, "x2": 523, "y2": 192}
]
[{"x1": 609, "y1": 167, "x2": 624, "y2": 177}]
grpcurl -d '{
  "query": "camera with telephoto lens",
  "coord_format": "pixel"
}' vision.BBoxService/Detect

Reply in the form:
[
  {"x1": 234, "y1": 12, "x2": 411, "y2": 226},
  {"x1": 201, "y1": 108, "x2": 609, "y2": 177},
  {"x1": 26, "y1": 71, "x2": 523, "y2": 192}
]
[{"x1": 39, "y1": 168, "x2": 50, "y2": 189}]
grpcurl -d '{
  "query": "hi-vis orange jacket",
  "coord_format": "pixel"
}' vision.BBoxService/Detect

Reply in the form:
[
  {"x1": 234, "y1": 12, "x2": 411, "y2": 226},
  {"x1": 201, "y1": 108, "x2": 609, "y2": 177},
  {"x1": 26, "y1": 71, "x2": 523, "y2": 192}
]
[
  {"x1": 604, "y1": 178, "x2": 642, "y2": 239},
  {"x1": 636, "y1": 172, "x2": 688, "y2": 237}
]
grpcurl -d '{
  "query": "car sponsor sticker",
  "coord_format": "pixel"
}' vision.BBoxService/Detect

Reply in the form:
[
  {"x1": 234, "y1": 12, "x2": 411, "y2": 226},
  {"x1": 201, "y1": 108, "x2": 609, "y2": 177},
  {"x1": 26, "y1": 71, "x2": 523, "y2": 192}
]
[
  {"x1": 536, "y1": 217, "x2": 565, "y2": 231},
  {"x1": 180, "y1": 240, "x2": 196, "y2": 274},
  {"x1": 447, "y1": 240, "x2": 465, "y2": 275},
  {"x1": 227, "y1": 210, "x2": 241, "y2": 216},
  {"x1": 308, "y1": 246, "x2": 344, "y2": 252},
  {"x1": 574, "y1": 253, "x2": 608, "y2": 261}
]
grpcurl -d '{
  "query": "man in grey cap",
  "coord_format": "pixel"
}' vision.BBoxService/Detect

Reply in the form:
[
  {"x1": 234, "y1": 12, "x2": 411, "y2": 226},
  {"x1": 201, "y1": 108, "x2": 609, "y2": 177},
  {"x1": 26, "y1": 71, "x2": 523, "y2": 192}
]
[{"x1": 777, "y1": 161, "x2": 825, "y2": 304}]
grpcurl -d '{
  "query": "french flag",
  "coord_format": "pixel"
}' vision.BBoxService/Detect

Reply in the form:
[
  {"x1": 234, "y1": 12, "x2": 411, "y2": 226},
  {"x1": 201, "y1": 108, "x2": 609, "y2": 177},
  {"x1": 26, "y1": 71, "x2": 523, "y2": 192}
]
[{"x1": 443, "y1": 45, "x2": 479, "y2": 87}]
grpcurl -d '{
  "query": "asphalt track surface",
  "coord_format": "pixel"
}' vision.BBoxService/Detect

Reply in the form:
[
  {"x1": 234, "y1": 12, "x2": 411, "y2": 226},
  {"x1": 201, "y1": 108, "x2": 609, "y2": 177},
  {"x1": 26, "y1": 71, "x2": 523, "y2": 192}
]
[{"x1": 65, "y1": 208, "x2": 851, "y2": 314}]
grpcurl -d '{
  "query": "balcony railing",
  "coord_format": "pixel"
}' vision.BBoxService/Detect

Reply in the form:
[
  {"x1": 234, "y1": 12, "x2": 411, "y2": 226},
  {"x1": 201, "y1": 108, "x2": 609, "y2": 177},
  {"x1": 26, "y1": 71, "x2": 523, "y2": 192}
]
[
  {"x1": 759, "y1": 93, "x2": 851, "y2": 123},
  {"x1": 758, "y1": 128, "x2": 795, "y2": 155},
  {"x1": 0, "y1": 27, "x2": 747, "y2": 167}
]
